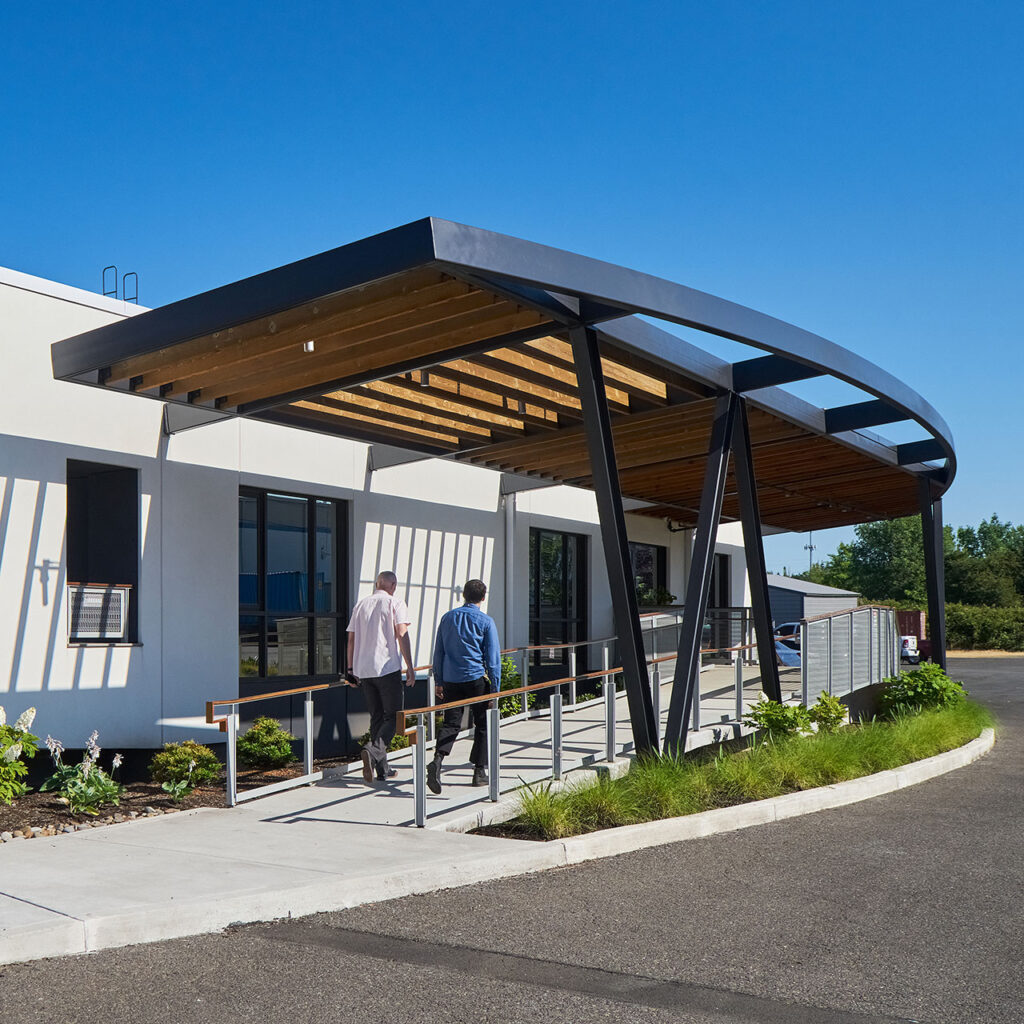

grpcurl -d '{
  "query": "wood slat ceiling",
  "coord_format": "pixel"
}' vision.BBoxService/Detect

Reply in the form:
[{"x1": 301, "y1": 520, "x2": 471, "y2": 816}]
[{"x1": 94, "y1": 264, "x2": 924, "y2": 530}]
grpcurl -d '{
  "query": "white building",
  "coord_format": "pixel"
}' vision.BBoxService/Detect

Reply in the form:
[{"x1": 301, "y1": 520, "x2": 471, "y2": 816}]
[{"x1": 0, "y1": 265, "x2": 751, "y2": 754}]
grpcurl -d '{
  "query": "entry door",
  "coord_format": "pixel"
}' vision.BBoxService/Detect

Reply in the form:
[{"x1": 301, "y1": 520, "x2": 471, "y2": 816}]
[{"x1": 528, "y1": 529, "x2": 587, "y2": 679}]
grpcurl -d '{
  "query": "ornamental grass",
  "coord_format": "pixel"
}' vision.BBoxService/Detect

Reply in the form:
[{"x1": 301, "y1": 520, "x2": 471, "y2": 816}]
[{"x1": 515, "y1": 699, "x2": 993, "y2": 841}]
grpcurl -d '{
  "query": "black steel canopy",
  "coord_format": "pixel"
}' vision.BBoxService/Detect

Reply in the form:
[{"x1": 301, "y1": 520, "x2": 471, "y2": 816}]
[{"x1": 50, "y1": 218, "x2": 956, "y2": 753}]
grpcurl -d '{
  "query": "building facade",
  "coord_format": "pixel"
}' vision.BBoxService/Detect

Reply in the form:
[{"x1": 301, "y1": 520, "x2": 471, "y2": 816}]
[{"x1": 0, "y1": 266, "x2": 751, "y2": 753}]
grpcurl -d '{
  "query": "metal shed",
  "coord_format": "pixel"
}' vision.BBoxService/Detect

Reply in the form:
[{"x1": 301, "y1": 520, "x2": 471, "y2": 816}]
[{"x1": 766, "y1": 574, "x2": 860, "y2": 624}]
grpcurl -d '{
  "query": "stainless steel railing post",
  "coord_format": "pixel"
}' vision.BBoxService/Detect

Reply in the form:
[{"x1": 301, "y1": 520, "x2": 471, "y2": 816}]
[
  {"x1": 800, "y1": 621, "x2": 809, "y2": 705},
  {"x1": 414, "y1": 714, "x2": 426, "y2": 828},
  {"x1": 226, "y1": 707, "x2": 238, "y2": 808},
  {"x1": 602, "y1": 644, "x2": 615, "y2": 762},
  {"x1": 848, "y1": 612, "x2": 855, "y2": 695},
  {"x1": 691, "y1": 660, "x2": 701, "y2": 732},
  {"x1": 735, "y1": 655, "x2": 744, "y2": 722},
  {"x1": 651, "y1": 666, "x2": 661, "y2": 745},
  {"x1": 304, "y1": 691, "x2": 314, "y2": 777},
  {"x1": 826, "y1": 618, "x2": 834, "y2": 696},
  {"x1": 488, "y1": 704, "x2": 500, "y2": 801},
  {"x1": 568, "y1": 649, "x2": 577, "y2": 709},
  {"x1": 427, "y1": 671, "x2": 436, "y2": 741},
  {"x1": 551, "y1": 690, "x2": 563, "y2": 780}
]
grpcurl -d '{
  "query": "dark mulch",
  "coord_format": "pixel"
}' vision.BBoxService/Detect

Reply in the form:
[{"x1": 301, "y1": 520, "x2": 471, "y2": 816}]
[
  {"x1": 0, "y1": 754, "x2": 357, "y2": 836},
  {"x1": 471, "y1": 820, "x2": 547, "y2": 841}
]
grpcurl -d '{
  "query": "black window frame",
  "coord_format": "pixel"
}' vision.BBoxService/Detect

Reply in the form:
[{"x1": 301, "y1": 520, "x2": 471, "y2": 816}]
[
  {"x1": 628, "y1": 541, "x2": 668, "y2": 597},
  {"x1": 239, "y1": 487, "x2": 348, "y2": 682},
  {"x1": 528, "y1": 527, "x2": 588, "y2": 670}
]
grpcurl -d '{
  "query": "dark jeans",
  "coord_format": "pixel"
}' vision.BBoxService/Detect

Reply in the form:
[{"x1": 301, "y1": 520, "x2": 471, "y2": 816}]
[
  {"x1": 434, "y1": 677, "x2": 490, "y2": 769},
  {"x1": 361, "y1": 671, "x2": 403, "y2": 775}
]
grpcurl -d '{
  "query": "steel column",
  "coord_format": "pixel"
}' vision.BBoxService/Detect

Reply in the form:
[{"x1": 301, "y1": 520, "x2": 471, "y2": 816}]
[
  {"x1": 664, "y1": 392, "x2": 738, "y2": 754},
  {"x1": 731, "y1": 398, "x2": 782, "y2": 701},
  {"x1": 919, "y1": 479, "x2": 947, "y2": 670},
  {"x1": 569, "y1": 326, "x2": 658, "y2": 755}
]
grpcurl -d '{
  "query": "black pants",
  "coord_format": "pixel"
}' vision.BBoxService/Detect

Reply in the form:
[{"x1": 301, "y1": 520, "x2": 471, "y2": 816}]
[
  {"x1": 362, "y1": 671, "x2": 403, "y2": 775},
  {"x1": 434, "y1": 677, "x2": 489, "y2": 769}
]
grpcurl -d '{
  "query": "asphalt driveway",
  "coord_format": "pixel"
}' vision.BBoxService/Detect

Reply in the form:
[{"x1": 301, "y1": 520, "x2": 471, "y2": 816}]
[{"x1": 1, "y1": 656, "x2": 1019, "y2": 1023}]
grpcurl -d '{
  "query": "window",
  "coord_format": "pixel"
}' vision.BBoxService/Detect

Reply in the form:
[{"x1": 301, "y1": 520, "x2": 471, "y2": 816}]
[
  {"x1": 66, "y1": 460, "x2": 139, "y2": 642},
  {"x1": 628, "y1": 542, "x2": 667, "y2": 601},
  {"x1": 239, "y1": 489, "x2": 345, "y2": 679},
  {"x1": 529, "y1": 529, "x2": 587, "y2": 673}
]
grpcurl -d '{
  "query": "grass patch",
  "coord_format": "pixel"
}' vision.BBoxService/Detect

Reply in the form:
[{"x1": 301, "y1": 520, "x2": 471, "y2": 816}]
[{"x1": 513, "y1": 699, "x2": 993, "y2": 841}]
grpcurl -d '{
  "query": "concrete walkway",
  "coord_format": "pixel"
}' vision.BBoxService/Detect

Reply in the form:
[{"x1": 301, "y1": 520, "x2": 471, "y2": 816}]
[{"x1": 0, "y1": 663, "x2": 785, "y2": 965}]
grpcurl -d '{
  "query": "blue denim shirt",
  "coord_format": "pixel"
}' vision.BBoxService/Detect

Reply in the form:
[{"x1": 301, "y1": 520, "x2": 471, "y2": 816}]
[{"x1": 432, "y1": 603, "x2": 501, "y2": 692}]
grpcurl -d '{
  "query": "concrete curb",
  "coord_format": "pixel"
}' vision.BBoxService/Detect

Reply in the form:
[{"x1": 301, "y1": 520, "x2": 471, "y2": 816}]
[{"x1": 546, "y1": 728, "x2": 995, "y2": 865}]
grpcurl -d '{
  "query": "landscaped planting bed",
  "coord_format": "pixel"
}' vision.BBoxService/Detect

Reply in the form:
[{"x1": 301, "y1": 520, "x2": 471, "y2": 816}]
[{"x1": 479, "y1": 666, "x2": 993, "y2": 842}]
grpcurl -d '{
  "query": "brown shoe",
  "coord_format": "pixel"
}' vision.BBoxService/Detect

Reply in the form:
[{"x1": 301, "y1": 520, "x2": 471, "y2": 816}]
[{"x1": 360, "y1": 748, "x2": 374, "y2": 784}]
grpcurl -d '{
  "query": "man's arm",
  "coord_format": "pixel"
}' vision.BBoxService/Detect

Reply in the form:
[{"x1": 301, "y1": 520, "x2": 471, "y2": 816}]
[
  {"x1": 485, "y1": 618, "x2": 501, "y2": 693},
  {"x1": 395, "y1": 622, "x2": 415, "y2": 686},
  {"x1": 432, "y1": 620, "x2": 446, "y2": 700},
  {"x1": 346, "y1": 632, "x2": 357, "y2": 685}
]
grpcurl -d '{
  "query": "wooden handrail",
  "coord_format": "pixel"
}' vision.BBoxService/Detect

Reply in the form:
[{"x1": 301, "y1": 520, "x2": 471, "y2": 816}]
[
  {"x1": 206, "y1": 683, "x2": 332, "y2": 723},
  {"x1": 801, "y1": 604, "x2": 893, "y2": 625}
]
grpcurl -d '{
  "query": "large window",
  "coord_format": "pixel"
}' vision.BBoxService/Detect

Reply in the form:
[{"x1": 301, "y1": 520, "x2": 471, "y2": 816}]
[
  {"x1": 529, "y1": 529, "x2": 587, "y2": 673},
  {"x1": 239, "y1": 489, "x2": 345, "y2": 679},
  {"x1": 66, "y1": 460, "x2": 139, "y2": 642}
]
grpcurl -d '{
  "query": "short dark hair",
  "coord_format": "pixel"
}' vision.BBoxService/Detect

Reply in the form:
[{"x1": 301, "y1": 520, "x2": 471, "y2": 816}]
[{"x1": 463, "y1": 579, "x2": 487, "y2": 604}]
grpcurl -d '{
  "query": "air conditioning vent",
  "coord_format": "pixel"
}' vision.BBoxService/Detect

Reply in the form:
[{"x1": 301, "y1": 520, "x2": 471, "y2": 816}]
[{"x1": 68, "y1": 585, "x2": 130, "y2": 641}]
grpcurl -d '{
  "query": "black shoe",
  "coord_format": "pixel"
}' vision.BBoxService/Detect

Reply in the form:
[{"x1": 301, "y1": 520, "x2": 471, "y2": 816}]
[
  {"x1": 377, "y1": 767, "x2": 397, "y2": 780},
  {"x1": 426, "y1": 758, "x2": 442, "y2": 794},
  {"x1": 359, "y1": 749, "x2": 374, "y2": 784},
  {"x1": 472, "y1": 767, "x2": 488, "y2": 788}
]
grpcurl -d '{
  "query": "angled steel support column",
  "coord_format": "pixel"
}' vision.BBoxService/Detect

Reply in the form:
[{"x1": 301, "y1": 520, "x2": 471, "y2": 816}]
[
  {"x1": 570, "y1": 326, "x2": 658, "y2": 756},
  {"x1": 664, "y1": 392, "x2": 738, "y2": 754},
  {"x1": 919, "y1": 478, "x2": 947, "y2": 670},
  {"x1": 732, "y1": 398, "x2": 782, "y2": 701}
]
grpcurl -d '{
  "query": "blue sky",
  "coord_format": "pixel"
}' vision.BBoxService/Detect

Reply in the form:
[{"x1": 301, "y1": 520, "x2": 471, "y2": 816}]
[{"x1": 2, "y1": 2, "x2": 1020, "y2": 572}]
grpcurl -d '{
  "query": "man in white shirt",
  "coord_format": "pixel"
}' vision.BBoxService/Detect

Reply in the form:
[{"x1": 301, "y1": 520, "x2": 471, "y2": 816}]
[{"x1": 346, "y1": 571, "x2": 415, "y2": 783}]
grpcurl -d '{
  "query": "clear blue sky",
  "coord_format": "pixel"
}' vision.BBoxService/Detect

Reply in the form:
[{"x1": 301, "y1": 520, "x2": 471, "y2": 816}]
[{"x1": 2, "y1": 2, "x2": 1020, "y2": 572}]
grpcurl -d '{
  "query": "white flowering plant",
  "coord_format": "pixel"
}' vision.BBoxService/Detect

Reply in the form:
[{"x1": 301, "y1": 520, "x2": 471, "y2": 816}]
[
  {"x1": 40, "y1": 730, "x2": 124, "y2": 816},
  {"x1": 0, "y1": 706, "x2": 39, "y2": 805}
]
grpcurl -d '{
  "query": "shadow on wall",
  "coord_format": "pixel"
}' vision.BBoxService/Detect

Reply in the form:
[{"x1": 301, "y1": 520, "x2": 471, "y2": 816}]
[
  {"x1": 0, "y1": 438, "x2": 151, "y2": 701},
  {"x1": 356, "y1": 514, "x2": 498, "y2": 666}
]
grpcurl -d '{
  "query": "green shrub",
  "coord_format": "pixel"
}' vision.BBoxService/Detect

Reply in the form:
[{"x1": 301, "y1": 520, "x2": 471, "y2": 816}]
[
  {"x1": 357, "y1": 729, "x2": 410, "y2": 751},
  {"x1": 743, "y1": 696, "x2": 811, "y2": 737},
  {"x1": 236, "y1": 716, "x2": 296, "y2": 768},
  {"x1": 808, "y1": 692, "x2": 847, "y2": 733},
  {"x1": 0, "y1": 707, "x2": 39, "y2": 806},
  {"x1": 945, "y1": 603, "x2": 1024, "y2": 651},
  {"x1": 878, "y1": 664, "x2": 967, "y2": 717},
  {"x1": 149, "y1": 740, "x2": 222, "y2": 786},
  {"x1": 499, "y1": 656, "x2": 536, "y2": 717}
]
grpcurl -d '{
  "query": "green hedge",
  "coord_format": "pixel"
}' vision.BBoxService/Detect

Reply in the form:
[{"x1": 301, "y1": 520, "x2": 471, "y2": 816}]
[{"x1": 945, "y1": 603, "x2": 1024, "y2": 651}]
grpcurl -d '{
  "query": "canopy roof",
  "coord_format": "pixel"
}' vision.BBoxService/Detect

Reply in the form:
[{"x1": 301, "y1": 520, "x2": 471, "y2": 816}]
[{"x1": 51, "y1": 218, "x2": 955, "y2": 532}]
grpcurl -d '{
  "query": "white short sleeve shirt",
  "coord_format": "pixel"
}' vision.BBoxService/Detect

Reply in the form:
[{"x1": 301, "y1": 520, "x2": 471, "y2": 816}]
[{"x1": 346, "y1": 589, "x2": 411, "y2": 679}]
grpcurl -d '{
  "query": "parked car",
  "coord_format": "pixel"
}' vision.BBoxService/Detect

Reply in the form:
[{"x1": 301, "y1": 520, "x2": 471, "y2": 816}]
[
  {"x1": 901, "y1": 635, "x2": 920, "y2": 664},
  {"x1": 773, "y1": 622, "x2": 801, "y2": 651}
]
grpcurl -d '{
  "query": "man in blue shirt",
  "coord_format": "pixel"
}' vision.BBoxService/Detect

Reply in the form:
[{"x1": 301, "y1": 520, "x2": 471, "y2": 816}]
[{"x1": 428, "y1": 578, "x2": 501, "y2": 793}]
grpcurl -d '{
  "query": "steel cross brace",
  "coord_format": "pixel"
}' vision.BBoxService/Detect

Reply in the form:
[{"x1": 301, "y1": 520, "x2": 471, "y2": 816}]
[
  {"x1": 664, "y1": 392, "x2": 738, "y2": 755},
  {"x1": 732, "y1": 398, "x2": 783, "y2": 703},
  {"x1": 570, "y1": 326, "x2": 659, "y2": 756}
]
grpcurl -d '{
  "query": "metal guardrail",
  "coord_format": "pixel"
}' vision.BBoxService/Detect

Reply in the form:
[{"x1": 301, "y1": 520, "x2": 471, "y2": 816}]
[
  {"x1": 798, "y1": 605, "x2": 899, "y2": 705},
  {"x1": 206, "y1": 685, "x2": 329, "y2": 806}
]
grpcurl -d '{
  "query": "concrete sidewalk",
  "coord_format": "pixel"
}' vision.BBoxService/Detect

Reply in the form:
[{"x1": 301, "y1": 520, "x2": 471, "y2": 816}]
[{"x1": 0, "y1": 664, "x2": 785, "y2": 966}]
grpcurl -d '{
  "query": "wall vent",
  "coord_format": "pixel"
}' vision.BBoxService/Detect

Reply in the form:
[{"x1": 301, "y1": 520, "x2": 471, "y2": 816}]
[{"x1": 68, "y1": 585, "x2": 130, "y2": 641}]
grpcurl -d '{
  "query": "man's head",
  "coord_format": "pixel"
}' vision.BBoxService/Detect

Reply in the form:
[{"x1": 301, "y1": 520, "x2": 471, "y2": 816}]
[
  {"x1": 463, "y1": 579, "x2": 487, "y2": 605},
  {"x1": 375, "y1": 570, "x2": 398, "y2": 594}
]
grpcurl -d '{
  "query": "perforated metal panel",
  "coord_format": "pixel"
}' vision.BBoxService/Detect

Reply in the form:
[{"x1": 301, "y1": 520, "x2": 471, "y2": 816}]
[
  {"x1": 805, "y1": 620, "x2": 830, "y2": 702},
  {"x1": 68, "y1": 586, "x2": 129, "y2": 640}
]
